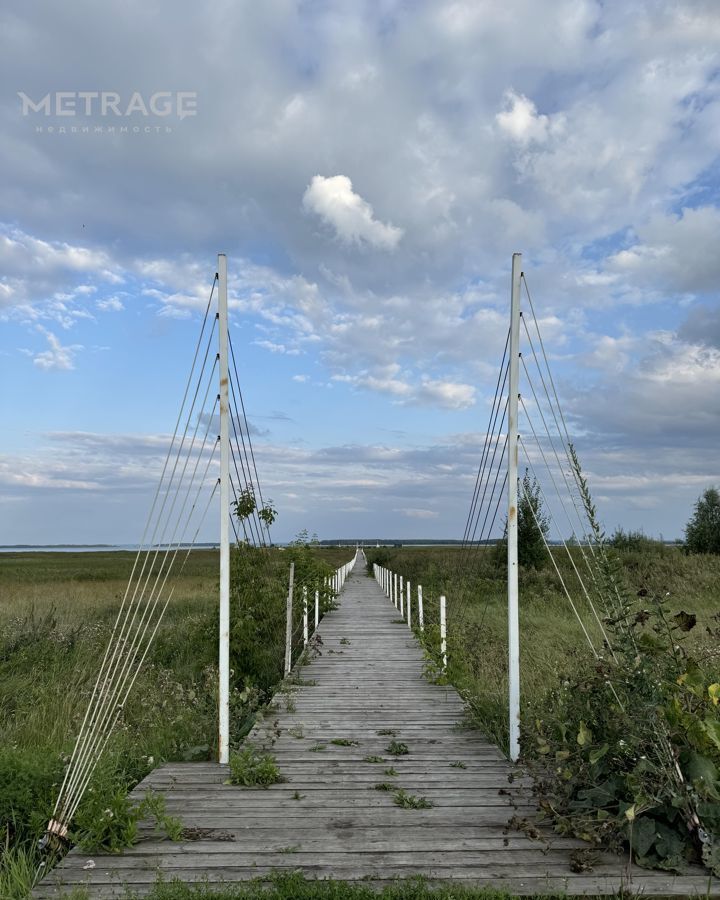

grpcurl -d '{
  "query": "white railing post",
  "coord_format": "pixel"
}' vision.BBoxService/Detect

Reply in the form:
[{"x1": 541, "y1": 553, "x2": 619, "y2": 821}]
[
  {"x1": 303, "y1": 586, "x2": 308, "y2": 647},
  {"x1": 407, "y1": 581, "x2": 411, "y2": 628},
  {"x1": 399, "y1": 575, "x2": 404, "y2": 616},
  {"x1": 440, "y1": 594, "x2": 447, "y2": 672},
  {"x1": 284, "y1": 562, "x2": 295, "y2": 676},
  {"x1": 315, "y1": 588, "x2": 320, "y2": 629},
  {"x1": 418, "y1": 584, "x2": 424, "y2": 632},
  {"x1": 394, "y1": 573, "x2": 398, "y2": 608}
]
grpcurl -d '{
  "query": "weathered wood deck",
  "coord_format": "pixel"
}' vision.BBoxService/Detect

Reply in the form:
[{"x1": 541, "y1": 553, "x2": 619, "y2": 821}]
[{"x1": 37, "y1": 557, "x2": 719, "y2": 897}]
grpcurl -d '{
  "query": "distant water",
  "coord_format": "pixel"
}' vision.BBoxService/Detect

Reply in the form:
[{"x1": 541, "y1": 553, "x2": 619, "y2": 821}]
[{"x1": 0, "y1": 545, "x2": 217, "y2": 553}]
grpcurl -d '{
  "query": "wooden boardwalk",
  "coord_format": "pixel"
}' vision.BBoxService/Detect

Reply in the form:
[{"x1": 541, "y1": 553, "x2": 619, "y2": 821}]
[{"x1": 38, "y1": 557, "x2": 719, "y2": 897}]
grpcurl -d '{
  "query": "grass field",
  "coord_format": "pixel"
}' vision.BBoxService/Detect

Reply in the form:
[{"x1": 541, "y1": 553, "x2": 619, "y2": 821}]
[{"x1": 1, "y1": 542, "x2": 718, "y2": 898}]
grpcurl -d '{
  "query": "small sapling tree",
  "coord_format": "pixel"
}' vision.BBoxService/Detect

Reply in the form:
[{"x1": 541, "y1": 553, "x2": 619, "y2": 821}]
[
  {"x1": 685, "y1": 486, "x2": 720, "y2": 555},
  {"x1": 494, "y1": 470, "x2": 550, "y2": 569}
]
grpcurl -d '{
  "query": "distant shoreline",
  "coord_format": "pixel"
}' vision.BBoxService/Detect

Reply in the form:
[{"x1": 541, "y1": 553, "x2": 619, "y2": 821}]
[{"x1": 0, "y1": 544, "x2": 219, "y2": 553}]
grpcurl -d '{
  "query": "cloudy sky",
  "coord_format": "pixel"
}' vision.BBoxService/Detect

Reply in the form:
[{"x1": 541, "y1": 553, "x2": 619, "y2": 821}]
[{"x1": 1, "y1": 0, "x2": 719, "y2": 545}]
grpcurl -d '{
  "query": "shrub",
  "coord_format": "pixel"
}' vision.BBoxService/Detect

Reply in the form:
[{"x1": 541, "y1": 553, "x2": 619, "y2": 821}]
[
  {"x1": 609, "y1": 528, "x2": 665, "y2": 553},
  {"x1": 0, "y1": 748, "x2": 62, "y2": 846},
  {"x1": 73, "y1": 788, "x2": 181, "y2": 853},
  {"x1": 525, "y1": 449, "x2": 720, "y2": 876},
  {"x1": 685, "y1": 487, "x2": 720, "y2": 555}
]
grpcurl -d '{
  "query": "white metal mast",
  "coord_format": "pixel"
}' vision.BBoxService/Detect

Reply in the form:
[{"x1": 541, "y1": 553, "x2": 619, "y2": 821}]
[
  {"x1": 218, "y1": 253, "x2": 230, "y2": 765},
  {"x1": 507, "y1": 252, "x2": 522, "y2": 762}
]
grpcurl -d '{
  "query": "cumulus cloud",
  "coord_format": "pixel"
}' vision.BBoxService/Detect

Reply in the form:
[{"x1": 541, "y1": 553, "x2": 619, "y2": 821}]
[
  {"x1": 302, "y1": 175, "x2": 403, "y2": 249},
  {"x1": 496, "y1": 91, "x2": 554, "y2": 144}
]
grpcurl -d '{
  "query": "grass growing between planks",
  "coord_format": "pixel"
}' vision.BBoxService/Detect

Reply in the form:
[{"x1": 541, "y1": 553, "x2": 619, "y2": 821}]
[{"x1": 112, "y1": 872, "x2": 671, "y2": 900}]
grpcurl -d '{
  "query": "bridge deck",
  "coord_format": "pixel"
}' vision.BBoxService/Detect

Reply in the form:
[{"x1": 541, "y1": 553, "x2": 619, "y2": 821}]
[{"x1": 37, "y1": 558, "x2": 718, "y2": 897}]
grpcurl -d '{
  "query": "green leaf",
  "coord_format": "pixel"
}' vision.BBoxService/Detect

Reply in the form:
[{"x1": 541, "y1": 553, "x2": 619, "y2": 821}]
[
  {"x1": 702, "y1": 717, "x2": 720, "y2": 753},
  {"x1": 672, "y1": 610, "x2": 697, "y2": 632},
  {"x1": 633, "y1": 816, "x2": 657, "y2": 858},
  {"x1": 589, "y1": 743, "x2": 609, "y2": 765},
  {"x1": 681, "y1": 751, "x2": 720, "y2": 801},
  {"x1": 577, "y1": 721, "x2": 592, "y2": 747}
]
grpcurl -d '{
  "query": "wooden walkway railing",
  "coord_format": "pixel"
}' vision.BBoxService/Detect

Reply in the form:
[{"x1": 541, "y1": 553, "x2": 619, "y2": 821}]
[{"x1": 37, "y1": 557, "x2": 719, "y2": 897}]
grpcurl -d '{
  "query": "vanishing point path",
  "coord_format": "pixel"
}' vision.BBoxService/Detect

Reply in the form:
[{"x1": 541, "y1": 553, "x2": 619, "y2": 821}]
[{"x1": 38, "y1": 556, "x2": 719, "y2": 897}]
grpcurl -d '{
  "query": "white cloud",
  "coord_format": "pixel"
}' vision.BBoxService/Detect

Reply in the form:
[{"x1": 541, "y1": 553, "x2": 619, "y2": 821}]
[
  {"x1": 96, "y1": 297, "x2": 124, "y2": 312},
  {"x1": 496, "y1": 91, "x2": 554, "y2": 144},
  {"x1": 416, "y1": 378, "x2": 476, "y2": 409},
  {"x1": 253, "y1": 340, "x2": 300, "y2": 355},
  {"x1": 333, "y1": 367, "x2": 476, "y2": 410},
  {"x1": 302, "y1": 175, "x2": 404, "y2": 250},
  {"x1": 32, "y1": 327, "x2": 82, "y2": 371},
  {"x1": 395, "y1": 508, "x2": 439, "y2": 519}
]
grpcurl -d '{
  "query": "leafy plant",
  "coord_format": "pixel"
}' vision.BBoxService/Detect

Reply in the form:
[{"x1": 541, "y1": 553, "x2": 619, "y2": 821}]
[
  {"x1": 387, "y1": 741, "x2": 409, "y2": 756},
  {"x1": 362, "y1": 755, "x2": 383, "y2": 763},
  {"x1": 525, "y1": 446, "x2": 720, "y2": 876},
  {"x1": 226, "y1": 748, "x2": 285, "y2": 788},
  {"x1": 73, "y1": 789, "x2": 181, "y2": 853},
  {"x1": 384, "y1": 767, "x2": 398, "y2": 777},
  {"x1": 393, "y1": 789, "x2": 433, "y2": 809},
  {"x1": 232, "y1": 489, "x2": 277, "y2": 531},
  {"x1": 330, "y1": 739, "x2": 358, "y2": 747}
]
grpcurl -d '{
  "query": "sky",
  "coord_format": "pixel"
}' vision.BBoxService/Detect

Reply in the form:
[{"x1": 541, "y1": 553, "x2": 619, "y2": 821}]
[{"x1": 1, "y1": 0, "x2": 719, "y2": 545}]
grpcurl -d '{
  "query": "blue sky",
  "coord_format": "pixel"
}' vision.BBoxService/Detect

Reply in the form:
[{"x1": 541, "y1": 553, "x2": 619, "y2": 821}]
[{"x1": 1, "y1": 0, "x2": 719, "y2": 544}]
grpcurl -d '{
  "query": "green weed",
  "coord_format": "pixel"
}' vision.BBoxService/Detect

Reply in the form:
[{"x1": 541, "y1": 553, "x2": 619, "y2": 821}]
[
  {"x1": 392, "y1": 789, "x2": 433, "y2": 810},
  {"x1": 386, "y1": 741, "x2": 409, "y2": 756},
  {"x1": 226, "y1": 749, "x2": 285, "y2": 788}
]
